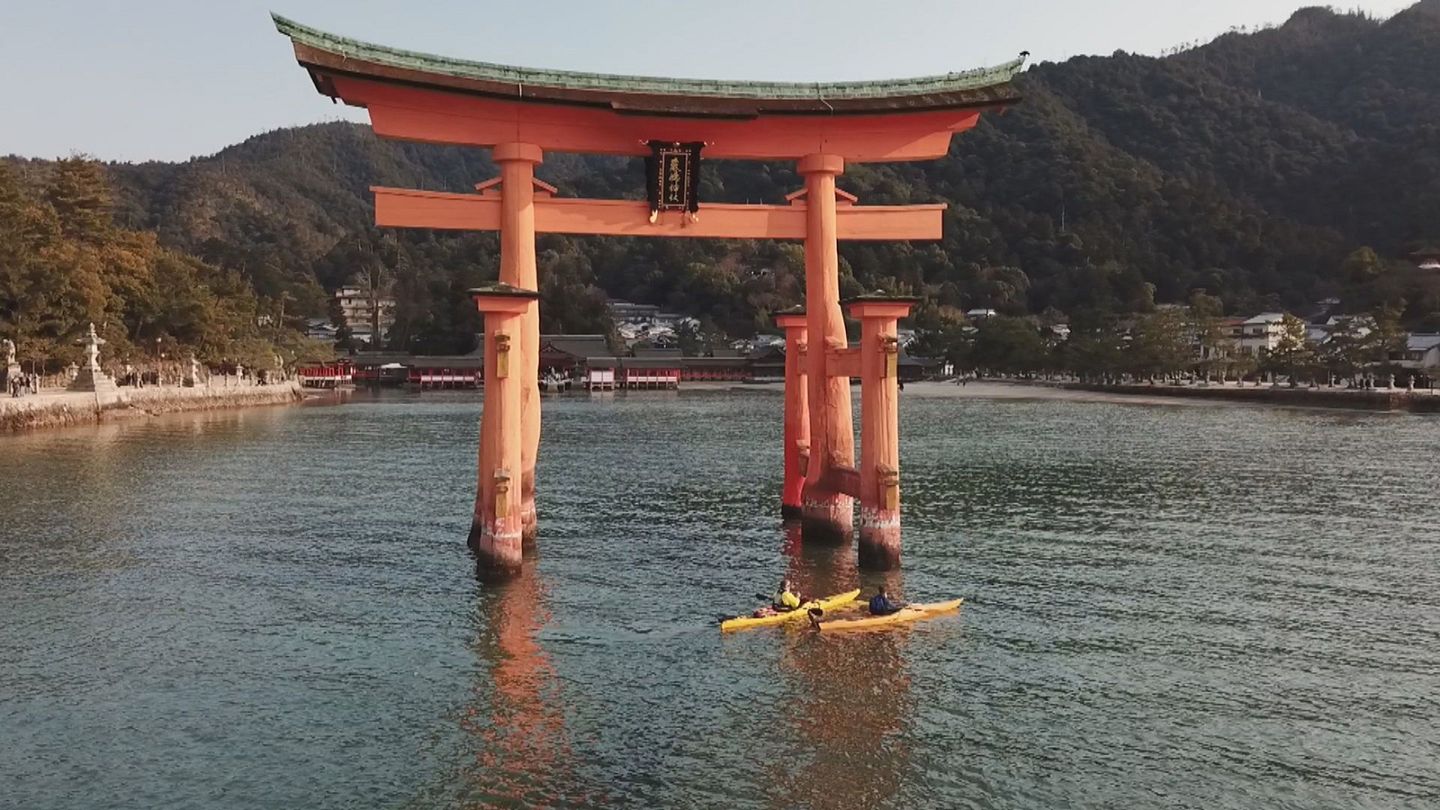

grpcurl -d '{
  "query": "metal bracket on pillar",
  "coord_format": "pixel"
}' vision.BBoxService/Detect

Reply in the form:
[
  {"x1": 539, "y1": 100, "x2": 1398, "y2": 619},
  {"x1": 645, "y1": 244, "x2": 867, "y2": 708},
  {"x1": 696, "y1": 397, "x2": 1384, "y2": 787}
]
[
  {"x1": 494, "y1": 469, "x2": 512, "y2": 518},
  {"x1": 877, "y1": 464, "x2": 900, "y2": 511},
  {"x1": 880, "y1": 334, "x2": 899, "y2": 379},
  {"x1": 494, "y1": 333, "x2": 511, "y2": 378}
]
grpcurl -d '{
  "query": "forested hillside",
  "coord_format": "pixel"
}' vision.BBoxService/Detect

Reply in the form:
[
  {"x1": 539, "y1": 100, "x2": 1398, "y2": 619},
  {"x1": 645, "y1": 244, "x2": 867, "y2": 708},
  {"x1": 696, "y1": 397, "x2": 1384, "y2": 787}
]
[
  {"x1": 0, "y1": 159, "x2": 317, "y2": 370},
  {"x1": 6, "y1": 2, "x2": 1439, "y2": 357}
]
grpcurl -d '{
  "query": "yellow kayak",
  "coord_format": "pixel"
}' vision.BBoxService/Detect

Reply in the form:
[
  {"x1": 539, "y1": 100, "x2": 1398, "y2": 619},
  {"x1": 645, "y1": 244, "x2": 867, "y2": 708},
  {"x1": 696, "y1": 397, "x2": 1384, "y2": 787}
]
[
  {"x1": 817, "y1": 598, "x2": 964, "y2": 632},
  {"x1": 720, "y1": 589, "x2": 861, "y2": 632}
]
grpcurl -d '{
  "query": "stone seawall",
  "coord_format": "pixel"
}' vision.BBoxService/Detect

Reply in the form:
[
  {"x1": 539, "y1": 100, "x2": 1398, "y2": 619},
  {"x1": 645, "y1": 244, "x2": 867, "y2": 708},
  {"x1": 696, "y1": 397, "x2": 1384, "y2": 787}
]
[
  {"x1": 0, "y1": 382, "x2": 306, "y2": 433},
  {"x1": 1064, "y1": 383, "x2": 1440, "y2": 413}
]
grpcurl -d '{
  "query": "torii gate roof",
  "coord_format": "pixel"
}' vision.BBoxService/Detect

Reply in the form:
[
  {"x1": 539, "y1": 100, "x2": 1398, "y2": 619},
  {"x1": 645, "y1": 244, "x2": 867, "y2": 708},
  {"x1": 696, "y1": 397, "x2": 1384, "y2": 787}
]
[{"x1": 274, "y1": 14, "x2": 1025, "y2": 161}]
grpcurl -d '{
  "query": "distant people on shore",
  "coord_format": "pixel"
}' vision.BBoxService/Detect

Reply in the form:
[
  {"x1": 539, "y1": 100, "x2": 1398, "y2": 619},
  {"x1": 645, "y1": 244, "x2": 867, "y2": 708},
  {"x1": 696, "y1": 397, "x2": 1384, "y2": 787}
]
[{"x1": 7, "y1": 373, "x2": 38, "y2": 397}]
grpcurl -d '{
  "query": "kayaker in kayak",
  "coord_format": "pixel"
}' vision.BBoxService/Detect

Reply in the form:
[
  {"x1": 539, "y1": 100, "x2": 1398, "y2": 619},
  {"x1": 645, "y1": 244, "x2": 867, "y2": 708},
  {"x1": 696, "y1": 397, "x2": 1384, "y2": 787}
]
[
  {"x1": 868, "y1": 586, "x2": 905, "y2": 616},
  {"x1": 773, "y1": 578, "x2": 803, "y2": 611},
  {"x1": 748, "y1": 578, "x2": 804, "y2": 619}
]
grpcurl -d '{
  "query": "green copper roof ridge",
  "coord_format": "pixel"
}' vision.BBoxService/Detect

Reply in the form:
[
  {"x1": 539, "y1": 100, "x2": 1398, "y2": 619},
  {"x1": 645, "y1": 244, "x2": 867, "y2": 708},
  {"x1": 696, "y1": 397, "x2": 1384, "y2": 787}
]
[{"x1": 271, "y1": 13, "x2": 1025, "y2": 100}]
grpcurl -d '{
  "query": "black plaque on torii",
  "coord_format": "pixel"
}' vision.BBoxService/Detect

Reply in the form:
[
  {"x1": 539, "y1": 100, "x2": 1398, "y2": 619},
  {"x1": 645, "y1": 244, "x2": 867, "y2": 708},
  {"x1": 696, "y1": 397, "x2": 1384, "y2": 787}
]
[{"x1": 645, "y1": 141, "x2": 703, "y2": 220}]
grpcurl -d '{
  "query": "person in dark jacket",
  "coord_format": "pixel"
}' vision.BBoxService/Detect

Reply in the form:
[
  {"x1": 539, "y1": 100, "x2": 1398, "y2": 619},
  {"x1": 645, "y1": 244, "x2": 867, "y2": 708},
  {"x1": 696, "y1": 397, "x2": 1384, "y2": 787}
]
[{"x1": 868, "y1": 586, "x2": 905, "y2": 616}]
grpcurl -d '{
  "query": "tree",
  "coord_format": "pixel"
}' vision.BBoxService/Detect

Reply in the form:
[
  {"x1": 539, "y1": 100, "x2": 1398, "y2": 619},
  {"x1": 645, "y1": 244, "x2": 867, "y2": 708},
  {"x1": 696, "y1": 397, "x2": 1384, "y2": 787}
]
[
  {"x1": 1320, "y1": 315, "x2": 1368, "y2": 383},
  {"x1": 971, "y1": 316, "x2": 1048, "y2": 376},
  {"x1": 1362, "y1": 304, "x2": 1407, "y2": 374},
  {"x1": 45, "y1": 156, "x2": 113, "y2": 244},
  {"x1": 1187, "y1": 291, "x2": 1231, "y2": 380},
  {"x1": 1259, "y1": 314, "x2": 1314, "y2": 385},
  {"x1": 1063, "y1": 328, "x2": 1125, "y2": 382},
  {"x1": 1342, "y1": 247, "x2": 1385, "y2": 285},
  {"x1": 909, "y1": 302, "x2": 973, "y2": 369},
  {"x1": 1, "y1": 158, "x2": 304, "y2": 373},
  {"x1": 1128, "y1": 309, "x2": 1192, "y2": 381}
]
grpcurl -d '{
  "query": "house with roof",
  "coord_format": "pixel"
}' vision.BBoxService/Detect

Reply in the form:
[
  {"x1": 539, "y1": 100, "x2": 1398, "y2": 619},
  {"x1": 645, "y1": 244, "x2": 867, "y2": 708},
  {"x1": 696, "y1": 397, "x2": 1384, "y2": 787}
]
[
  {"x1": 1239, "y1": 312, "x2": 1288, "y2": 356},
  {"x1": 305, "y1": 318, "x2": 339, "y2": 342},
  {"x1": 897, "y1": 348, "x2": 940, "y2": 382},
  {"x1": 1323, "y1": 314, "x2": 1375, "y2": 345},
  {"x1": 1218, "y1": 317, "x2": 1245, "y2": 337},
  {"x1": 539, "y1": 335, "x2": 615, "y2": 374},
  {"x1": 1400, "y1": 334, "x2": 1440, "y2": 371},
  {"x1": 608, "y1": 299, "x2": 661, "y2": 325}
]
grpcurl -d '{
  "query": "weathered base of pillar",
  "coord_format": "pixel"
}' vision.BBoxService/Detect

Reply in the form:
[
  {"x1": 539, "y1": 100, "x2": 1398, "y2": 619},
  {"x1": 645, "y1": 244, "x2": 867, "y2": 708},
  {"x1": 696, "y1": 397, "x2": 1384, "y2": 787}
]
[
  {"x1": 801, "y1": 492, "x2": 853, "y2": 544},
  {"x1": 857, "y1": 506, "x2": 901, "y2": 570},
  {"x1": 781, "y1": 503, "x2": 804, "y2": 520},
  {"x1": 467, "y1": 520, "x2": 523, "y2": 581},
  {"x1": 520, "y1": 501, "x2": 538, "y2": 548}
]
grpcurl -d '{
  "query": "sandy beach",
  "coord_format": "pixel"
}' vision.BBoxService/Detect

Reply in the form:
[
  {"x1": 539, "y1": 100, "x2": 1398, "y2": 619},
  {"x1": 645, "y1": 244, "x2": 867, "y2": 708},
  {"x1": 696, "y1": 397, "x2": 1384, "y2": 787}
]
[
  {"x1": 686, "y1": 379, "x2": 1223, "y2": 406},
  {"x1": 900, "y1": 380, "x2": 1220, "y2": 407},
  {"x1": 684, "y1": 379, "x2": 1438, "y2": 412}
]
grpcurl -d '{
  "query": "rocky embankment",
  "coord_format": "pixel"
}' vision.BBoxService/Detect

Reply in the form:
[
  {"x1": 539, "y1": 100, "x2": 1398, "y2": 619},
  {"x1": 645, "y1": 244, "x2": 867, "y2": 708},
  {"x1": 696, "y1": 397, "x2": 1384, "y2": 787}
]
[{"x1": 0, "y1": 382, "x2": 306, "y2": 432}]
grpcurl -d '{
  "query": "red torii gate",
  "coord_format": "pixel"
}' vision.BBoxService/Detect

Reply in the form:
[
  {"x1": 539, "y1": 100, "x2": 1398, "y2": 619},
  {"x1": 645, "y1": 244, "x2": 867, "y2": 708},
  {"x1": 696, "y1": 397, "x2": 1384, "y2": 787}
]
[{"x1": 275, "y1": 15, "x2": 1023, "y2": 579}]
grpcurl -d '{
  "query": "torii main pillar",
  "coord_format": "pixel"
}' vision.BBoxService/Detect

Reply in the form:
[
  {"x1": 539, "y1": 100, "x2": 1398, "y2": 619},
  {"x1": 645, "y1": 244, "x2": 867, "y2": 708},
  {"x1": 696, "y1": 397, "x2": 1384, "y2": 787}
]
[
  {"x1": 798, "y1": 154, "x2": 855, "y2": 542},
  {"x1": 467, "y1": 283, "x2": 540, "y2": 579},
  {"x1": 494, "y1": 142, "x2": 543, "y2": 545},
  {"x1": 849, "y1": 294, "x2": 917, "y2": 569},
  {"x1": 774, "y1": 307, "x2": 810, "y2": 519}
]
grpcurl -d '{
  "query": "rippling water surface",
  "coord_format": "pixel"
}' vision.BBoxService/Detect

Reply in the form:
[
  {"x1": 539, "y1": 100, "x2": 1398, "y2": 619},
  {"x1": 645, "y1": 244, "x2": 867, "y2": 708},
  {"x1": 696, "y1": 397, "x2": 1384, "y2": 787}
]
[{"x1": 1, "y1": 390, "x2": 1437, "y2": 809}]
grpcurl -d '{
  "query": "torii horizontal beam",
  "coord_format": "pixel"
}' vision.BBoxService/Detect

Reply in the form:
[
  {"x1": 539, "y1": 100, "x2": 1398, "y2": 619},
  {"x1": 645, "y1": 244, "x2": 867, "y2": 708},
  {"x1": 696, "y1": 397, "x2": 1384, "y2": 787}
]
[
  {"x1": 373, "y1": 187, "x2": 945, "y2": 241},
  {"x1": 339, "y1": 78, "x2": 988, "y2": 162}
]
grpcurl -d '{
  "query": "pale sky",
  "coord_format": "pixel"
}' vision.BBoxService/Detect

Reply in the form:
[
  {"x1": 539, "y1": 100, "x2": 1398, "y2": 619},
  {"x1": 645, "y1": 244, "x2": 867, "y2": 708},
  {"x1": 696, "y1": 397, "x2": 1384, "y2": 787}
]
[{"x1": 0, "y1": 0, "x2": 1412, "y2": 163}]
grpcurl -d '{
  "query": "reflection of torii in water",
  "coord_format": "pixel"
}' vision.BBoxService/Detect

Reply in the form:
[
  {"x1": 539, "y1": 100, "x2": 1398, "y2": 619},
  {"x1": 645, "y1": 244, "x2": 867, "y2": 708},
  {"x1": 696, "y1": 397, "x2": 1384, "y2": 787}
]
[
  {"x1": 769, "y1": 528, "x2": 915, "y2": 807},
  {"x1": 458, "y1": 564, "x2": 598, "y2": 806}
]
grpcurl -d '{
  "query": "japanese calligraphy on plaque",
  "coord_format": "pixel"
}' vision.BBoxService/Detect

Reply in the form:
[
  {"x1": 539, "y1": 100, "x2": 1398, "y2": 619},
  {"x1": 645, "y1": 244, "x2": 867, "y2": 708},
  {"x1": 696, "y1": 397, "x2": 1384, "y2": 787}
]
[{"x1": 645, "y1": 141, "x2": 703, "y2": 219}]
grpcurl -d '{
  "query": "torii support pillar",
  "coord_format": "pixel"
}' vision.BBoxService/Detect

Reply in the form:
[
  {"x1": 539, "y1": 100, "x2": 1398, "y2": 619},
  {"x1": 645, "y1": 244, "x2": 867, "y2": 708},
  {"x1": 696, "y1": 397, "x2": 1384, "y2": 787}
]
[
  {"x1": 799, "y1": 154, "x2": 856, "y2": 542},
  {"x1": 467, "y1": 283, "x2": 541, "y2": 580},
  {"x1": 774, "y1": 307, "x2": 810, "y2": 520},
  {"x1": 495, "y1": 142, "x2": 543, "y2": 546},
  {"x1": 847, "y1": 294, "x2": 917, "y2": 570}
]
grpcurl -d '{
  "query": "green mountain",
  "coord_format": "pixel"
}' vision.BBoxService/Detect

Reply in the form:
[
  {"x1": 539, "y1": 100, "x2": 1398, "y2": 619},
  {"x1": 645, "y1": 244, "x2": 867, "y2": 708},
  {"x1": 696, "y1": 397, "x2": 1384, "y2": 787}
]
[{"x1": 12, "y1": 2, "x2": 1440, "y2": 355}]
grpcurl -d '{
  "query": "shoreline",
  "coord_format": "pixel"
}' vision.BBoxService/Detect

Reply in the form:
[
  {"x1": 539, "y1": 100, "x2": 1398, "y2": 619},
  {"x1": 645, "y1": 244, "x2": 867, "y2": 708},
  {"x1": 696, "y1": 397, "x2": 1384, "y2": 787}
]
[
  {"x1": 0, "y1": 381, "x2": 307, "y2": 433},
  {"x1": 901, "y1": 379, "x2": 1440, "y2": 412},
  {"x1": 165, "y1": 378, "x2": 1440, "y2": 417},
  {"x1": 683, "y1": 379, "x2": 1440, "y2": 412}
]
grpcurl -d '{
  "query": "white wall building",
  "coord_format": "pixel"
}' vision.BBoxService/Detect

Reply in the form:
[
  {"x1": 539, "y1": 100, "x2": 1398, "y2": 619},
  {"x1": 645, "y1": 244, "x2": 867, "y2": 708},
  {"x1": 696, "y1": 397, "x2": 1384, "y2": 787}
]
[
  {"x1": 1239, "y1": 312, "x2": 1287, "y2": 355},
  {"x1": 608, "y1": 300, "x2": 661, "y2": 325},
  {"x1": 334, "y1": 286, "x2": 396, "y2": 342}
]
